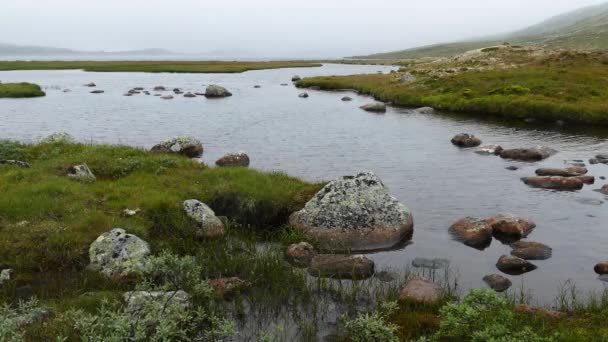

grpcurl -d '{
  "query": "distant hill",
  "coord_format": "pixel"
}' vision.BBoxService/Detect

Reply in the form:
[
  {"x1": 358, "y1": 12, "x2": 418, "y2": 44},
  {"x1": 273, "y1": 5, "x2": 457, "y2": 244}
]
[
  {"x1": 355, "y1": 2, "x2": 608, "y2": 59},
  {"x1": 0, "y1": 43, "x2": 174, "y2": 56}
]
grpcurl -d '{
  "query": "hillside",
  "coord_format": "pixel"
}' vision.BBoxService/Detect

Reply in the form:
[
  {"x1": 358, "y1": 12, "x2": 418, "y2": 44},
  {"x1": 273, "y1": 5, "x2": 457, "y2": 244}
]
[
  {"x1": 355, "y1": 2, "x2": 608, "y2": 59},
  {"x1": 0, "y1": 43, "x2": 174, "y2": 56}
]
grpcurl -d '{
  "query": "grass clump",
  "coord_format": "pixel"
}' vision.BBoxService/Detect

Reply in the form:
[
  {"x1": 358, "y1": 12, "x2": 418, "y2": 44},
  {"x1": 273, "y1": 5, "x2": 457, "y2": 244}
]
[{"x1": 0, "y1": 83, "x2": 45, "y2": 98}]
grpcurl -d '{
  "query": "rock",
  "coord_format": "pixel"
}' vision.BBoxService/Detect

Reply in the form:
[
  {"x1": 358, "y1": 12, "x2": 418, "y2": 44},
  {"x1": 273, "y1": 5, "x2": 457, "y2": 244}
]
[
  {"x1": 133, "y1": 87, "x2": 144, "y2": 91},
  {"x1": 254, "y1": 85, "x2": 261, "y2": 88},
  {"x1": 154, "y1": 94, "x2": 162, "y2": 96},
  {"x1": 291, "y1": 75, "x2": 301, "y2": 82},
  {"x1": 411, "y1": 258, "x2": 449, "y2": 270},
  {"x1": 483, "y1": 274, "x2": 512, "y2": 292},
  {"x1": 510, "y1": 241, "x2": 552, "y2": 260},
  {"x1": 281, "y1": 83, "x2": 288, "y2": 86},
  {"x1": 0, "y1": 160, "x2": 31, "y2": 168},
  {"x1": 285, "y1": 242, "x2": 317, "y2": 267},
  {"x1": 88, "y1": 228, "x2": 150, "y2": 280},
  {"x1": 521, "y1": 176, "x2": 583, "y2": 191},
  {"x1": 496, "y1": 255, "x2": 537, "y2": 275},
  {"x1": 414, "y1": 107, "x2": 435, "y2": 114},
  {"x1": 398, "y1": 277, "x2": 442, "y2": 305},
  {"x1": 574, "y1": 175, "x2": 595, "y2": 185},
  {"x1": 123, "y1": 290, "x2": 190, "y2": 314},
  {"x1": 215, "y1": 152, "x2": 250, "y2": 167},
  {"x1": 41, "y1": 132, "x2": 76, "y2": 144},
  {"x1": 67, "y1": 164, "x2": 96, "y2": 181},
  {"x1": 515, "y1": 304, "x2": 564, "y2": 319},
  {"x1": 160, "y1": 95, "x2": 174, "y2": 100},
  {"x1": 289, "y1": 171, "x2": 414, "y2": 251},
  {"x1": 475, "y1": 145, "x2": 503, "y2": 155},
  {"x1": 90, "y1": 90, "x2": 105, "y2": 94},
  {"x1": 183, "y1": 199, "x2": 225, "y2": 238},
  {"x1": 153, "y1": 86, "x2": 166, "y2": 91},
  {"x1": 399, "y1": 72, "x2": 417, "y2": 83},
  {"x1": 183, "y1": 92, "x2": 196, "y2": 98},
  {"x1": 451, "y1": 133, "x2": 482, "y2": 148},
  {"x1": 123, "y1": 208, "x2": 141, "y2": 217},
  {"x1": 535, "y1": 167, "x2": 588, "y2": 177},
  {"x1": 485, "y1": 214, "x2": 535, "y2": 242},
  {"x1": 123, "y1": 93, "x2": 133, "y2": 97},
  {"x1": 576, "y1": 197, "x2": 603, "y2": 206},
  {"x1": 63, "y1": 89, "x2": 71, "y2": 93},
  {"x1": 505, "y1": 166, "x2": 519, "y2": 171},
  {"x1": 204, "y1": 84, "x2": 232, "y2": 98},
  {"x1": 0, "y1": 269, "x2": 12, "y2": 286},
  {"x1": 84, "y1": 82, "x2": 96, "y2": 87},
  {"x1": 128, "y1": 89, "x2": 140, "y2": 94},
  {"x1": 209, "y1": 277, "x2": 249, "y2": 300},
  {"x1": 150, "y1": 136, "x2": 203, "y2": 158},
  {"x1": 500, "y1": 146, "x2": 557, "y2": 161},
  {"x1": 360, "y1": 102, "x2": 387, "y2": 113},
  {"x1": 598, "y1": 184, "x2": 608, "y2": 195},
  {"x1": 594, "y1": 262, "x2": 608, "y2": 275},
  {"x1": 341, "y1": 96, "x2": 353, "y2": 101},
  {"x1": 298, "y1": 92, "x2": 309, "y2": 98},
  {"x1": 449, "y1": 217, "x2": 492, "y2": 250},
  {"x1": 308, "y1": 254, "x2": 375, "y2": 279}
]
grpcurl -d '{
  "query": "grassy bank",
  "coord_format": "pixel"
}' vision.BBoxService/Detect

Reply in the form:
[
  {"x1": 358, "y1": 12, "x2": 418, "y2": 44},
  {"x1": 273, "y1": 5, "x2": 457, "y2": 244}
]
[
  {"x1": 298, "y1": 52, "x2": 608, "y2": 125},
  {"x1": 0, "y1": 83, "x2": 45, "y2": 98},
  {"x1": 0, "y1": 61, "x2": 322, "y2": 73}
]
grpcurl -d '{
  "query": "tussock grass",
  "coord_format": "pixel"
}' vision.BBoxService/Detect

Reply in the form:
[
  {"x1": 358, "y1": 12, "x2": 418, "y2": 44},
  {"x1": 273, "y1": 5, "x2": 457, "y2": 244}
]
[{"x1": 0, "y1": 82, "x2": 45, "y2": 98}]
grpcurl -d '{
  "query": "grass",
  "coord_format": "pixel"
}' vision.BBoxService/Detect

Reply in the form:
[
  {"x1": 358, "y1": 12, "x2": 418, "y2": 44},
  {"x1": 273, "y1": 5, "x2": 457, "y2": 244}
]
[
  {"x1": 0, "y1": 83, "x2": 45, "y2": 98},
  {"x1": 0, "y1": 61, "x2": 322, "y2": 73},
  {"x1": 297, "y1": 52, "x2": 608, "y2": 125}
]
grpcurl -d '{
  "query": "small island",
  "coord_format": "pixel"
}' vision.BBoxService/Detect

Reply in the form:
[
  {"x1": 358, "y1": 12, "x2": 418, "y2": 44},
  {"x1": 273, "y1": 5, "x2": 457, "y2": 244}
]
[{"x1": 0, "y1": 82, "x2": 45, "y2": 98}]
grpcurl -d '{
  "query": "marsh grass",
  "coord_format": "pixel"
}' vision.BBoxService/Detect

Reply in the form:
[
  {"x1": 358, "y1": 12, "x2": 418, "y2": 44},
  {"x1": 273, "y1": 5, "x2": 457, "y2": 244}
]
[{"x1": 0, "y1": 83, "x2": 45, "y2": 98}]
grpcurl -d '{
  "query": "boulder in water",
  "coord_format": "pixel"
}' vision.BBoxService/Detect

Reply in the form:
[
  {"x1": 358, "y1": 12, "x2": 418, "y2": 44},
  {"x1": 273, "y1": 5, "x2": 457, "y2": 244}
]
[
  {"x1": 496, "y1": 255, "x2": 537, "y2": 275},
  {"x1": 449, "y1": 217, "x2": 492, "y2": 250},
  {"x1": 215, "y1": 152, "x2": 250, "y2": 167},
  {"x1": 285, "y1": 242, "x2": 317, "y2": 267},
  {"x1": 451, "y1": 133, "x2": 482, "y2": 148},
  {"x1": 308, "y1": 254, "x2": 375, "y2": 279},
  {"x1": 510, "y1": 241, "x2": 552, "y2": 260},
  {"x1": 521, "y1": 176, "x2": 583, "y2": 191},
  {"x1": 500, "y1": 146, "x2": 557, "y2": 161},
  {"x1": 205, "y1": 84, "x2": 232, "y2": 98},
  {"x1": 360, "y1": 102, "x2": 387, "y2": 113},
  {"x1": 535, "y1": 167, "x2": 587, "y2": 177},
  {"x1": 483, "y1": 274, "x2": 512, "y2": 292},
  {"x1": 485, "y1": 214, "x2": 535, "y2": 242}
]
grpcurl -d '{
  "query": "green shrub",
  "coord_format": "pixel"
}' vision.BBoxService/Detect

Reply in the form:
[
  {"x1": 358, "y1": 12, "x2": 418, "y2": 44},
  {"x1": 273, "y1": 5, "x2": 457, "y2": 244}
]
[
  {"x1": 344, "y1": 301, "x2": 400, "y2": 342},
  {"x1": 0, "y1": 298, "x2": 49, "y2": 342},
  {"x1": 0, "y1": 140, "x2": 27, "y2": 161}
]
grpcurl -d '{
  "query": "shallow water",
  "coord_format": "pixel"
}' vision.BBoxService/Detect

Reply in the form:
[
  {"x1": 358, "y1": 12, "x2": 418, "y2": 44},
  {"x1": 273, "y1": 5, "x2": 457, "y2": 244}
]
[{"x1": 1, "y1": 64, "x2": 608, "y2": 306}]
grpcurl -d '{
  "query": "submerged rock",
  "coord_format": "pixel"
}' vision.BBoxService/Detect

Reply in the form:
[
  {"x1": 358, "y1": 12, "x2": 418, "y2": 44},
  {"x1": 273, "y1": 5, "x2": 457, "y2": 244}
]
[
  {"x1": 414, "y1": 107, "x2": 435, "y2": 114},
  {"x1": 510, "y1": 241, "x2": 552, "y2": 260},
  {"x1": 123, "y1": 290, "x2": 190, "y2": 314},
  {"x1": 449, "y1": 217, "x2": 492, "y2": 250},
  {"x1": 67, "y1": 164, "x2": 96, "y2": 181},
  {"x1": 254, "y1": 85, "x2": 261, "y2": 88},
  {"x1": 360, "y1": 102, "x2": 387, "y2": 113},
  {"x1": 500, "y1": 146, "x2": 557, "y2": 161},
  {"x1": 215, "y1": 152, "x2": 250, "y2": 167},
  {"x1": 597, "y1": 184, "x2": 608, "y2": 195},
  {"x1": 341, "y1": 96, "x2": 353, "y2": 101},
  {"x1": 84, "y1": 82, "x2": 96, "y2": 87},
  {"x1": 505, "y1": 166, "x2": 519, "y2": 171},
  {"x1": 285, "y1": 242, "x2": 317, "y2": 267},
  {"x1": 535, "y1": 167, "x2": 587, "y2": 177},
  {"x1": 183, "y1": 92, "x2": 196, "y2": 98},
  {"x1": 308, "y1": 254, "x2": 375, "y2": 279},
  {"x1": 150, "y1": 136, "x2": 203, "y2": 158},
  {"x1": 411, "y1": 257, "x2": 449, "y2": 270},
  {"x1": 89, "y1": 228, "x2": 150, "y2": 280},
  {"x1": 496, "y1": 255, "x2": 537, "y2": 275},
  {"x1": 475, "y1": 145, "x2": 503, "y2": 155},
  {"x1": 521, "y1": 176, "x2": 583, "y2": 191},
  {"x1": 209, "y1": 277, "x2": 249, "y2": 300},
  {"x1": 205, "y1": 84, "x2": 232, "y2": 98},
  {"x1": 153, "y1": 86, "x2": 166, "y2": 91},
  {"x1": 90, "y1": 90, "x2": 105, "y2": 94},
  {"x1": 451, "y1": 133, "x2": 482, "y2": 148},
  {"x1": 289, "y1": 171, "x2": 414, "y2": 251},
  {"x1": 595, "y1": 262, "x2": 608, "y2": 275},
  {"x1": 0, "y1": 160, "x2": 31, "y2": 168},
  {"x1": 589, "y1": 154, "x2": 608, "y2": 165},
  {"x1": 483, "y1": 274, "x2": 512, "y2": 292},
  {"x1": 398, "y1": 277, "x2": 442, "y2": 305},
  {"x1": 485, "y1": 214, "x2": 535, "y2": 242},
  {"x1": 160, "y1": 95, "x2": 174, "y2": 100},
  {"x1": 183, "y1": 199, "x2": 225, "y2": 238}
]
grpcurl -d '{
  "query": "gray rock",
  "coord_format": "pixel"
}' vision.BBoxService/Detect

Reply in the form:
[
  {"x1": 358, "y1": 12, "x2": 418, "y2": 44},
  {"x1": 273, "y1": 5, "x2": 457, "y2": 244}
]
[
  {"x1": 475, "y1": 145, "x2": 503, "y2": 155},
  {"x1": 451, "y1": 133, "x2": 482, "y2": 148},
  {"x1": 449, "y1": 217, "x2": 492, "y2": 250},
  {"x1": 89, "y1": 228, "x2": 150, "y2": 280},
  {"x1": 205, "y1": 84, "x2": 232, "y2": 98},
  {"x1": 506, "y1": 166, "x2": 519, "y2": 171},
  {"x1": 285, "y1": 242, "x2": 317, "y2": 267},
  {"x1": 153, "y1": 86, "x2": 166, "y2": 91},
  {"x1": 215, "y1": 152, "x2": 250, "y2": 167},
  {"x1": 183, "y1": 200, "x2": 225, "y2": 238},
  {"x1": 496, "y1": 255, "x2": 537, "y2": 275},
  {"x1": 597, "y1": 184, "x2": 608, "y2": 195},
  {"x1": 415, "y1": 107, "x2": 435, "y2": 114},
  {"x1": 360, "y1": 102, "x2": 387, "y2": 113},
  {"x1": 298, "y1": 92, "x2": 309, "y2": 98},
  {"x1": 63, "y1": 89, "x2": 71, "y2": 93},
  {"x1": 341, "y1": 96, "x2": 353, "y2": 101},
  {"x1": 398, "y1": 277, "x2": 442, "y2": 304},
  {"x1": 150, "y1": 136, "x2": 203, "y2": 158},
  {"x1": 0, "y1": 160, "x2": 31, "y2": 168},
  {"x1": 67, "y1": 164, "x2": 96, "y2": 181},
  {"x1": 399, "y1": 72, "x2": 417, "y2": 83},
  {"x1": 123, "y1": 290, "x2": 190, "y2": 314},
  {"x1": 183, "y1": 92, "x2": 196, "y2": 98},
  {"x1": 160, "y1": 95, "x2": 174, "y2": 100},
  {"x1": 41, "y1": 132, "x2": 76, "y2": 144},
  {"x1": 0, "y1": 269, "x2": 12, "y2": 286},
  {"x1": 289, "y1": 171, "x2": 414, "y2": 251},
  {"x1": 374, "y1": 270, "x2": 398, "y2": 282},
  {"x1": 412, "y1": 257, "x2": 449, "y2": 270},
  {"x1": 84, "y1": 82, "x2": 96, "y2": 87},
  {"x1": 510, "y1": 241, "x2": 552, "y2": 260},
  {"x1": 308, "y1": 254, "x2": 375, "y2": 279},
  {"x1": 500, "y1": 146, "x2": 557, "y2": 162},
  {"x1": 90, "y1": 90, "x2": 105, "y2": 94},
  {"x1": 254, "y1": 85, "x2": 261, "y2": 88},
  {"x1": 483, "y1": 274, "x2": 512, "y2": 292}
]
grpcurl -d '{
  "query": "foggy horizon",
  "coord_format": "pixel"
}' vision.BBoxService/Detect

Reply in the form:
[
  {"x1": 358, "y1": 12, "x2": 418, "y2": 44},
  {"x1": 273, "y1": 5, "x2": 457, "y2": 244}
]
[{"x1": 2, "y1": 0, "x2": 607, "y2": 58}]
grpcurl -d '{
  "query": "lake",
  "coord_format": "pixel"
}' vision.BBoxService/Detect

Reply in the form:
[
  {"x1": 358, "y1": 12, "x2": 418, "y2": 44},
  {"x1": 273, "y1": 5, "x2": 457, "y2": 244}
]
[{"x1": 1, "y1": 63, "x2": 608, "y2": 306}]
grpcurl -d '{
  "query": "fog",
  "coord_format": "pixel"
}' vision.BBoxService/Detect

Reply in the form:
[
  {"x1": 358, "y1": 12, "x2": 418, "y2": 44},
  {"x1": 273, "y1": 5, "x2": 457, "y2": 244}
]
[{"x1": 2, "y1": 0, "x2": 606, "y2": 58}]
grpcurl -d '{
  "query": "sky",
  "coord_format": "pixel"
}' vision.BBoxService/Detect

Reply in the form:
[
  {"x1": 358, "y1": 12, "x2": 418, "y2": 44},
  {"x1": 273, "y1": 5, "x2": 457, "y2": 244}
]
[{"x1": 1, "y1": 0, "x2": 606, "y2": 58}]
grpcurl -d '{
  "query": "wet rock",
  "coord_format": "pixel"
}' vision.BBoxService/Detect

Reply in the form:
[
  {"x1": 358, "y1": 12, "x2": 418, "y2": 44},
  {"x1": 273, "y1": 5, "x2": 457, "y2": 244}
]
[
  {"x1": 183, "y1": 92, "x2": 196, "y2": 98},
  {"x1": 576, "y1": 198, "x2": 604, "y2": 206},
  {"x1": 496, "y1": 255, "x2": 537, "y2": 275},
  {"x1": 90, "y1": 90, "x2": 105, "y2": 94},
  {"x1": 451, "y1": 133, "x2": 482, "y2": 148},
  {"x1": 150, "y1": 136, "x2": 203, "y2": 158},
  {"x1": 41, "y1": 132, "x2": 76, "y2": 144},
  {"x1": 63, "y1": 89, "x2": 71, "y2": 93},
  {"x1": 298, "y1": 92, "x2": 309, "y2": 98},
  {"x1": 412, "y1": 257, "x2": 449, "y2": 270},
  {"x1": 84, "y1": 82, "x2": 96, "y2": 87},
  {"x1": 521, "y1": 176, "x2": 583, "y2": 191},
  {"x1": 398, "y1": 277, "x2": 442, "y2": 305},
  {"x1": 123, "y1": 290, "x2": 190, "y2": 314},
  {"x1": 289, "y1": 171, "x2": 414, "y2": 251},
  {"x1": 449, "y1": 217, "x2": 492, "y2": 250},
  {"x1": 128, "y1": 89, "x2": 140, "y2": 94},
  {"x1": 375, "y1": 270, "x2": 397, "y2": 282},
  {"x1": 0, "y1": 160, "x2": 31, "y2": 168},
  {"x1": 309, "y1": 254, "x2": 375, "y2": 279},
  {"x1": 483, "y1": 274, "x2": 512, "y2": 292},
  {"x1": 67, "y1": 164, "x2": 96, "y2": 181},
  {"x1": 133, "y1": 87, "x2": 144, "y2": 91},
  {"x1": 153, "y1": 86, "x2": 166, "y2": 91},
  {"x1": 341, "y1": 96, "x2": 353, "y2": 101},
  {"x1": 291, "y1": 75, "x2": 301, "y2": 82},
  {"x1": 515, "y1": 304, "x2": 564, "y2": 319},
  {"x1": 215, "y1": 152, "x2": 250, "y2": 167},
  {"x1": 597, "y1": 184, "x2": 608, "y2": 195},
  {"x1": 475, "y1": 145, "x2": 503, "y2": 155},
  {"x1": 88, "y1": 228, "x2": 150, "y2": 280},
  {"x1": 0, "y1": 269, "x2": 12, "y2": 286},
  {"x1": 485, "y1": 214, "x2": 535, "y2": 242},
  {"x1": 506, "y1": 166, "x2": 519, "y2": 171},
  {"x1": 594, "y1": 262, "x2": 608, "y2": 275},
  {"x1": 589, "y1": 154, "x2": 608, "y2": 165},
  {"x1": 399, "y1": 72, "x2": 417, "y2": 83},
  {"x1": 535, "y1": 167, "x2": 587, "y2": 177},
  {"x1": 415, "y1": 107, "x2": 435, "y2": 114},
  {"x1": 183, "y1": 199, "x2": 225, "y2": 238},
  {"x1": 574, "y1": 175, "x2": 595, "y2": 185},
  {"x1": 205, "y1": 84, "x2": 232, "y2": 98},
  {"x1": 500, "y1": 146, "x2": 557, "y2": 161},
  {"x1": 285, "y1": 242, "x2": 317, "y2": 267},
  {"x1": 360, "y1": 102, "x2": 387, "y2": 113},
  {"x1": 254, "y1": 85, "x2": 261, "y2": 88},
  {"x1": 209, "y1": 277, "x2": 249, "y2": 300},
  {"x1": 160, "y1": 95, "x2": 173, "y2": 100},
  {"x1": 510, "y1": 241, "x2": 552, "y2": 260}
]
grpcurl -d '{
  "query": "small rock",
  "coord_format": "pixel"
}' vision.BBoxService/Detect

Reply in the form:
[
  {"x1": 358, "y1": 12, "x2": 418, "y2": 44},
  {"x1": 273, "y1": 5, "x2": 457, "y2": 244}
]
[
  {"x1": 510, "y1": 241, "x2": 552, "y2": 260},
  {"x1": 254, "y1": 85, "x2": 261, "y2": 88},
  {"x1": 496, "y1": 255, "x2": 537, "y2": 275},
  {"x1": 451, "y1": 133, "x2": 482, "y2": 148},
  {"x1": 291, "y1": 75, "x2": 301, "y2": 82},
  {"x1": 515, "y1": 304, "x2": 564, "y2": 319},
  {"x1": 89, "y1": 228, "x2": 150, "y2": 280},
  {"x1": 205, "y1": 84, "x2": 232, "y2": 98},
  {"x1": 506, "y1": 166, "x2": 519, "y2": 171},
  {"x1": 215, "y1": 152, "x2": 250, "y2": 167},
  {"x1": 123, "y1": 208, "x2": 141, "y2": 217},
  {"x1": 449, "y1": 217, "x2": 492, "y2": 250},
  {"x1": 535, "y1": 167, "x2": 588, "y2": 177},
  {"x1": 597, "y1": 184, "x2": 608, "y2": 195},
  {"x1": 475, "y1": 145, "x2": 503, "y2": 155},
  {"x1": 574, "y1": 175, "x2": 595, "y2": 185},
  {"x1": 414, "y1": 107, "x2": 435, "y2": 114},
  {"x1": 281, "y1": 83, "x2": 288, "y2": 86},
  {"x1": 0, "y1": 269, "x2": 12, "y2": 286},
  {"x1": 521, "y1": 176, "x2": 583, "y2": 191},
  {"x1": 124, "y1": 290, "x2": 190, "y2": 314},
  {"x1": 360, "y1": 102, "x2": 387, "y2": 113},
  {"x1": 500, "y1": 146, "x2": 557, "y2": 162},
  {"x1": 90, "y1": 90, "x2": 104, "y2": 94},
  {"x1": 298, "y1": 92, "x2": 309, "y2": 98},
  {"x1": 0, "y1": 160, "x2": 31, "y2": 168},
  {"x1": 133, "y1": 87, "x2": 144, "y2": 91},
  {"x1": 285, "y1": 242, "x2": 317, "y2": 267},
  {"x1": 63, "y1": 89, "x2": 71, "y2": 93},
  {"x1": 594, "y1": 262, "x2": 608, "y2": 275},
  {"x1": 67, "y1": 164, "x2": 96, "y2": 181},
  {"x1": 84, "y1": 82, "x2": 96, "y2": 87},
  {"x1": 485, "y1": 214, "x2": 535, "y2": 242},
  {"x1": 209, "y1": 277, "x2": 249, "y2": 300},
  {"x1": 160, "y1": 95, "x2": 174, "y2": 100},
  {"x1": 183, "y1": 199, "x2": 225, "y2": 238},
  {"x1": 399, "y1": 72, "x2": 416, "y2": 83},
  {"x1": 575, "y1": 197, "x2": 603, "y2": 206},
  {"x1": 341, "y1": 96, "x2": 353, "y2": 101},
  {"x1": 151, "y1": 136, "x2": 203, "y2": 158},
  {"x1": 374, "y1": 270, "x2": 397, "y2": 282},
  {"x1": 153, "y1": 86, "x2": 166, "y2": 91},
  {"x1": 183, "y1": 92, "x2": 196, "y2": 98},
  {"x1": 398, "y1": 277, "x2": 442, "y2": 305},
  {"x1": 308, "y1": 254, "x2": 375, "y2": 279},
  {"x1": 482, "y1": 274, "x2": 512, "y2": 292}
]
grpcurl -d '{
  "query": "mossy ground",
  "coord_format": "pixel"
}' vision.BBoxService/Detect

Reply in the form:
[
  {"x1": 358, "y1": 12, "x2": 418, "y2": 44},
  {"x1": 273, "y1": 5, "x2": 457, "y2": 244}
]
[{"x1": 0, "y1": 83, "x2": 45, "y2": 98}]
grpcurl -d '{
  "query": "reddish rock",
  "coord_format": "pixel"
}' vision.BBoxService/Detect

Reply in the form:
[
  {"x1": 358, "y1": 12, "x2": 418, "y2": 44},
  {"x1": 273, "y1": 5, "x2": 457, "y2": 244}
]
[
  {"x1": 496, "y1": 255, "x2": 537, "y2": 275},
  {"x1": 285, "y1": 242, "x2": 317, "y2": 267},
  {"x1": 209, "y1": 277, "x2": 249, "y2": 300},
  {"x1": 521, "y1": 176, "x2": 583, "y2": 191},
  {"x1": 500, "y1": 147, "x2": 556, "y2": 161},
  {"x1": 215, "y1": 152, "x2": 250, "y2": 167},
  {"x1": 483, "y1": 274, "x2": 512, "y2": 292},
  {"x1": 598, "y1": 184, "x2": 608, "y2": 195},
  {"x1": 574, "y1": 175, "x2": 595, "y2": 185},
  {"x1": 398, "y1": 277, "x2": 442, "y2": 305},
  {"x1": 535, "y1": 167, "x2": 587, "y2": 177},
  {"x1": 449, "y1": 217, "x2": 493, "y2": 250},
  {"x1": 510, "y1": 241, "x2": 552, "y2": 260},
  {"x1": 308, "y1": 254, "x2": 375, "y2": 280},
  {"x1": 451, "y1": 133, "x2": 482, "y2": 148},
  {"x1": 594, "y1": 262, "x2": 608, "y2": 275},
  {"x1": 485, "y1": 214, "x2": 535, "y2": 242}
]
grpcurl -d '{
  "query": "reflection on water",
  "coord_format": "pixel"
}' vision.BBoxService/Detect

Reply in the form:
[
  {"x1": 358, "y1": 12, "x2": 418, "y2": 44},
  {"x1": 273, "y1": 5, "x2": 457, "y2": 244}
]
[{"x1": 1, "y1": 64, "x2": 608, "y2": 306}]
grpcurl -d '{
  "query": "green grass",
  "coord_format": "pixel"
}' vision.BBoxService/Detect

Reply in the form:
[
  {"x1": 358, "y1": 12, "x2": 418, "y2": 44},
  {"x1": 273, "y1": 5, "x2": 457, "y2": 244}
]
[
  {"x1": 297, "y1": 53, "x2": 608, "y2": 125},
  {"x1": 0, "y1": 61, "x2": 322, "y2": 73},
  {"x1": 0, "y1": 82, "x2": 45, "y2": 98}
]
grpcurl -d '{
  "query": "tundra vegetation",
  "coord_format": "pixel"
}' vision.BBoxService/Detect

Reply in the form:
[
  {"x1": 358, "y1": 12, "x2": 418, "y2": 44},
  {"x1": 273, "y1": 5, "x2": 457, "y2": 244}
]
[{"x1": 0, "y1": 83, "x2": 45, "y2": 98}]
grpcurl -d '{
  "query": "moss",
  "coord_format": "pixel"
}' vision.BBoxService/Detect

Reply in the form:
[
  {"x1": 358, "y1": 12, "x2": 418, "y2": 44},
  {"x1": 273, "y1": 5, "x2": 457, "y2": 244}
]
[{"x1": 0, "y1": 82, "x2": 45, "y2": 98}]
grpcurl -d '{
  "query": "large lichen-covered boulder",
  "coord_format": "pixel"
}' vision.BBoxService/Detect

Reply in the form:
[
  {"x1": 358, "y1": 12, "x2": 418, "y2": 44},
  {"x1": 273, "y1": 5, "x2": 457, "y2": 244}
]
[
  {"x1": 183, "y1": 199, "x2": 225, "y2": 238},
  {"x1": 205, "y1": 84, "x2": 232, "y2": 98},
  {"x1": 88, "y1": 228, "x2": 150, "y2": 280},
  {"x1": 289, "y1": 171, "x2": 413, "y2": 251},
  {"x1": 150, "y1": 136, "x2": 203, "y2": 158}
]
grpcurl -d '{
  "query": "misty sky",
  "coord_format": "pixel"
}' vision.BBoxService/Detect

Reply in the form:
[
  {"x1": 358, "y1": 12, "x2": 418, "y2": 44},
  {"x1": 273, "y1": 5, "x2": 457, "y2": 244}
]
[{"x1": 2, "y1": 0, "x2": 606, "y2": 58}]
